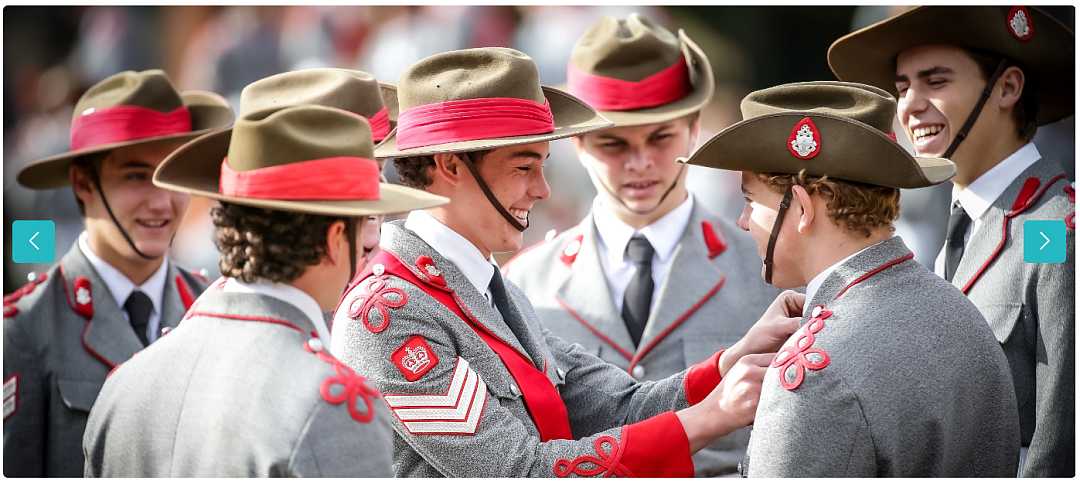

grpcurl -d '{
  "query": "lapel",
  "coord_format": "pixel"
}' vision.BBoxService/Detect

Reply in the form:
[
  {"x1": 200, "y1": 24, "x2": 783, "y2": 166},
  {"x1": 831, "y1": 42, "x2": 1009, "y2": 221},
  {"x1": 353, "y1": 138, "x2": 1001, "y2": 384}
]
[
  {"x1": 636, "y1": 202, "x2": 725, "y2": 354},
  {"x1": 161, "y1": 264, "x2": 188, "y2": 332},
  {"x1": 382, "y1": 221, "x2": 536, "y2": 365},
  {"x1": 60, "y1": 242, "x2": 144, "y2": 368},
  {"x1": 807, "y1": 236, "x2": 914, "y2": 320},
  {"x1": 553, "y1": 211, "x2": 637, "y2": 358}
]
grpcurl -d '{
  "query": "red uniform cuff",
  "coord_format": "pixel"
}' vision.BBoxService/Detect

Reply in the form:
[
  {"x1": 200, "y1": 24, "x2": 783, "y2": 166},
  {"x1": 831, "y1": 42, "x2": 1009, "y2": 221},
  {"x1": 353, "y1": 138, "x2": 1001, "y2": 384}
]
[
  {"x1": 684, "y1": 349, "x2": 723, "y2": 406},
  {"x1": 620, "y1": 411, "x2": 694, "y2": 477}
]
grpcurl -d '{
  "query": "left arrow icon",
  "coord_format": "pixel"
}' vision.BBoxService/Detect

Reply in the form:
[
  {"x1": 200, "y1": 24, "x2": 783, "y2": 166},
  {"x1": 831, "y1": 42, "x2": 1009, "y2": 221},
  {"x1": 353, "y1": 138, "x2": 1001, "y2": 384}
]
[{"x1": 29, "y1": 232, "x2": 39, "y2": 250}]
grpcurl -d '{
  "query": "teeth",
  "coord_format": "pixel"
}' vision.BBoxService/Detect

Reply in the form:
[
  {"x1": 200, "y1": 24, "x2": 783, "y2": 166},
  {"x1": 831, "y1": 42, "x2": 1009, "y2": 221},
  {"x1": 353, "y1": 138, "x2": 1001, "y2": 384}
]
[
  {"x1": 913, "y1": 125, "x2": 942, "y2": 140},
  {"x1": 139, "y1": 220, "x2": 167, "y2": 228},
  {"x1": 627, "y1": 182, "x2": 654, "y2": 189},
  {"x1": 508, "y1": 209, "x2": 529, "y2": 220}
]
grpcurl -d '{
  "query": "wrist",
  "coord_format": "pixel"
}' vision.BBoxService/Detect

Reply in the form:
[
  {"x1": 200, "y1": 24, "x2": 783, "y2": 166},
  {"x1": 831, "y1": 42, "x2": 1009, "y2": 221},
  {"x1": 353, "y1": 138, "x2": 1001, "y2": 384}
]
[{"x1": 719, "y1": 341, "x2": 743, "y2": 378}]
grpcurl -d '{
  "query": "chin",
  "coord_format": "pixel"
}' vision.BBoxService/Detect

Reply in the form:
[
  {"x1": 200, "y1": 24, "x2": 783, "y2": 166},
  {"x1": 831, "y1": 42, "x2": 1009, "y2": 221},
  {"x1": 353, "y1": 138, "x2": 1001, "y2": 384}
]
[{"x1": 132, "y1": 242, "x2": 171, "y2": 259}]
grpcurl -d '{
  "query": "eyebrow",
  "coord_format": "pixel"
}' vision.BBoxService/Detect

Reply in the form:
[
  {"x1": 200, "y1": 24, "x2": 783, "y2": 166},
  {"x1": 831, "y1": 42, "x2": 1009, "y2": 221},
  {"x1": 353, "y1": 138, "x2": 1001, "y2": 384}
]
[
  {"x1": 740, "y1": 184, "x2": 753, "y2": 196},
  {"x1": 508, "y1": 151, "x2": 546, "y2": 162},
  {"x1": 895, "y1": 66, "x2": 956, "y2": 83},
  {"x1": 117, "y1": 160, "x2": 155, "y2": 170}
]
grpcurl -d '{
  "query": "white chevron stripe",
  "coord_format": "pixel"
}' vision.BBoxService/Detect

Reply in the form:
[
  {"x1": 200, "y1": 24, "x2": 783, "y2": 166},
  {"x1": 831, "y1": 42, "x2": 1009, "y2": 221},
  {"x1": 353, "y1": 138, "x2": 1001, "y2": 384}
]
[
  {"x1": 3, "y1": 376, "x2": 15, "y2": 401},
  {"x1": 384, "y1": 357, "x2": 470, "y2": 407},
  {"x1": 383, "y1": 357, "x2": 489, "y2": 434},
  {"x1": 402, "y1": 384, "x2": 487, "y2": 434},
  {"x1": 393, "y1": 370, "x2": 480, "y2": 421}
]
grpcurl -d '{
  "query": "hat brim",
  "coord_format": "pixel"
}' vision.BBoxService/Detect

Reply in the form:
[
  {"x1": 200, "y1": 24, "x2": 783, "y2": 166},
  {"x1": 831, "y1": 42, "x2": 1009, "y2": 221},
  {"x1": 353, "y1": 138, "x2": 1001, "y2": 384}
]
[
  {"x1": 569, "y1": 29, "x2": 715, "y2": 128},
  {"x1": 680, "y1": 111, "x2": 955, "y2": 189},
  {"x1": 373, "y1": 86, "x2": 613, "y2": 159},
  {"x1": 828, "y1": 6, "x2": 1074, "y2": 126},
  {"x1": 17, "y1": 91, "x2": 235, "y2": 190},
  {"x1": 153, "y1": 129, "x2": 448, "y2": 217}
]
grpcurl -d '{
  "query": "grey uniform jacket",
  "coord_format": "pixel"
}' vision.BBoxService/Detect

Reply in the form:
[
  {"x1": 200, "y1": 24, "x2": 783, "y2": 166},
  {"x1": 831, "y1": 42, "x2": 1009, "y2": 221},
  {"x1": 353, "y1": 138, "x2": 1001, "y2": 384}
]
[
  {"x1": 503, "y1": 200, "x2": 779, "y2": 476},
  {"x1": 746, "y1": 236, "x2": 1020, "y2": 477},
  {"x1": 330, "y1": 220, "x2": 726, "y2": 478},
  {"x1": 3, "y1": 242, "x2": 207, "y2": 477},
  {"x1": 934, "y1": 156, "x2": 1074, "y2": 477},
  {"x1": 83, "y1": 282, "x2": 394, "y2": 477}
]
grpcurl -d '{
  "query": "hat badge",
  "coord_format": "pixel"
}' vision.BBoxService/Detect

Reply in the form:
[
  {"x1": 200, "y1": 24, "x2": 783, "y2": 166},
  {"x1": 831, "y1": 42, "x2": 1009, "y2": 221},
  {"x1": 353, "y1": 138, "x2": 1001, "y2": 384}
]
[
  {"x1": 1008, "y1": 6, "x2": 1033, "y2": 41},
  {"x1": 788, "y1": 117, "x2": 821, "y2": 160}
]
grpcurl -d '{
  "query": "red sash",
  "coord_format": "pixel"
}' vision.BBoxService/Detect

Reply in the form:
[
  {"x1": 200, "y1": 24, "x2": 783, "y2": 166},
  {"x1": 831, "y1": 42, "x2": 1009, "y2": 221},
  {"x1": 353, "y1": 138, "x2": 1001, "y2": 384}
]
[{"x1": 354, "y1": 250, "x2": 573, "y2": 442}]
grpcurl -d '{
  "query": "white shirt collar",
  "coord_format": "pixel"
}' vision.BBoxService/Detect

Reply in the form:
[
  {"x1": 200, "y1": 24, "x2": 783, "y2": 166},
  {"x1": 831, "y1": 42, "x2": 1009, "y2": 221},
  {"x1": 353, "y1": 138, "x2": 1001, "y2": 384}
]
[
  {"x1": 803, "y1": 246, "x2": 868, "y2": 316},
  {"x1": 403, "y1": 210, "x2": 499, "y2": 296},
  {"x1": 953, "y1": 142, "x2": 1041, "y2": 222},
  {"x1": 78, "y1": 231, "x2": 168, "y2": 319},
  {"x1": 593, "y1": 192, "x2": 694, "y2": 268},
  {"x1": 221, "y1": 277, "x2": 331, "y2": 348}
]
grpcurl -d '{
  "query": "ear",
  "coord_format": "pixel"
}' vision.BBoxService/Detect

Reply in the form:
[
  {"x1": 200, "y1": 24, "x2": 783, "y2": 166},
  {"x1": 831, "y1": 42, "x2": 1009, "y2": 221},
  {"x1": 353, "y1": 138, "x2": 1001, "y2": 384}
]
[
  {"x1": 432, "y1": 152, "x2": 465, "y2": 186},
  {"x1": 324, "y1": 220, "x2": 347, "y2": 267},
  {"x1": 996, "y1": 66, "x2": 1025, "y2": 111},
  {"x1": 791, "y1": 184, "x2": 816, "y2": 234},
  {"x1": 70, "y1": 164, "x2": 95, "y2": 207}
]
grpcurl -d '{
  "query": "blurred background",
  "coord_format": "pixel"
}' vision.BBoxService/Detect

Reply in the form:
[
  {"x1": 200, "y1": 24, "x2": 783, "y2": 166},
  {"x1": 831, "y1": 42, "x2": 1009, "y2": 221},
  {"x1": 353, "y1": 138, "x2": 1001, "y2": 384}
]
[{"x1": 4, "y1": 5, "x2": 1075, "y2": 293}]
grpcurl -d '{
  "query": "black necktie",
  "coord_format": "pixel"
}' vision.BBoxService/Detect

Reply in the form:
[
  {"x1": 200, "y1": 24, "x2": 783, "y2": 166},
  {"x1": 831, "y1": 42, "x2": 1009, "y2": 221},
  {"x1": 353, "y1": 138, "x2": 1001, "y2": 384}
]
[
  {"x1": 124, "y1": 291, "x2": 153, "y2": 347},
  {"x1": 488, "y1": 266, "x2": 529, "y2": 345},
  {"x1": 944, "y1": 200, "x2": 972, "y2": 282},
  {"x1": 622, "y1": 235, "x2": 655, "y2": 348}
]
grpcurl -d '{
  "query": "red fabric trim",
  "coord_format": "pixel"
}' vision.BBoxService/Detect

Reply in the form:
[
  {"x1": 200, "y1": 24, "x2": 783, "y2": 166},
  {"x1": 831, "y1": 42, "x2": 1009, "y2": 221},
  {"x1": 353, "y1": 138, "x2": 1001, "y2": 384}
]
[
  {"x1": 1007, "y1": 6, "x2": 1034, "y2": 41},
  {"x1": 3, "y1": 305, "x2": 17, "y2": 318},
  {"x1": 368, "y1": 106, "x2": 391, "y2": 142},
  {"x1": 1066, "y1": 213, "x2": 1075, "y2": 229},
  {"x1": 306, "y1": 342, "x2": 382, "y2": 423},
  {"x1": 701, "y1": 220, "x2": 728, "y2": 258},
  {"x1": 559, "y1": 235, "x2": 584, "y2": 267},
  {"x1": 566, "y1": 56, "x2": 692, "y2": 111},
  {"x1": 73, "y1": 277, "x2": 94, "y2": 319},
  {"x1": 683, "y1": 350, "x2": 723, "y2": 406},
  {"x1": 82, "y1": 318, "x2": 116, "y2": 369},
  {"x1": 834, "y1": 254, "x2": 912, "y2": 299},
  {"x1": 391, "y1": 334, "x2": 439, "y2": 381},
  {"x1": 186, "y1": 310, "x2": 304, "y2": 333},
  {"x1": 619, "y1": 411, "x2": 694, "y2": 477},
  {"x1": 395, "y1": 97, "x2": 555, "y2": 150},
  {"x1": 555, "y1": 294, "x2": 635, "y2": 362},
  {"x1": 554, "y1": 435, "x2": 634, "y2": 477},
  {"x1": 345, "y1": 275, "x2": 407, "y2": 333},
  {"x1": 1011, "y1": 177, "x2": 1041, "y2": 211},
  {"x1": 57, "y1": 265, "x2": 88, "y2": 318},
  {"x1": 962, "y1": 174, "x2": 1068, "y2": 294},
  {"x1": 175, "y1": 275, "x2": 195, "y2": 311},
  {"x1": 415, "y1": 255, "x2": 447, "y2": 287},
  {"x1": 629, "y1": 277, "x2": 725, "y2": 369},
  {"x1": 788, "y1": 117, "x2": 821, "y2": 160},
  {"x1": 219, "y1": 156, "x2": 380, "y2": 200},
  {"x1": 1064, "y1": 184, "x2": 1075, "y2": 202},
  {"x1": 371, "y1": 249, "x2": 573, "y2": 442},
  {"x1": 70, "y1": 106, "x2": 192, "y2": 151},
  {"x1": 771, "y1": 308, "x2": 832, "y2": 391}
]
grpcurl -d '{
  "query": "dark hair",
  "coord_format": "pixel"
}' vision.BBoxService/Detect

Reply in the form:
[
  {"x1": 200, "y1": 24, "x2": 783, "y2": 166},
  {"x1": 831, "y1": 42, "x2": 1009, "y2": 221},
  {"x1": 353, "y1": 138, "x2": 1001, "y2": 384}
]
[
  {"x1": 574, "y1": 111, "x2": 700, "y2": 142},
  {"x1": 961, "y1": 47, "x2": 1039, "y2": 142},
  {"x1": 212, "y1": 202, "x2": 354, "y2": 284},
  {"x1": 393, "y1": 149, "x2": 491, "y2": 189},
  {"x1": 71, "y1": 151, "x2": 110, "y2": 217},
  {"x1": 757, "y1": 170, "x2": 900, "y2": 238}
]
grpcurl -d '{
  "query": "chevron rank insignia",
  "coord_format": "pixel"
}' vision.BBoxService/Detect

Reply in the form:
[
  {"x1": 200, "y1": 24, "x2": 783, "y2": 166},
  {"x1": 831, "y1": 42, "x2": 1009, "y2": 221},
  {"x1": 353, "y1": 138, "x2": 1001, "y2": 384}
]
[
  {"x1": 3, "y1": 375, "x2": 17, "y2": 421},
  {"x1": 384, "y1": 357, "x2": 487, "y2": 435}
]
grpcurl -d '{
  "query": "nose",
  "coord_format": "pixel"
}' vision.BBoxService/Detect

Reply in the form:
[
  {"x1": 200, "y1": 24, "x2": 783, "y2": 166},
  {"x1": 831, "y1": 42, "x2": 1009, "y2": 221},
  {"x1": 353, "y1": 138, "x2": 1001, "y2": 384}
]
[
  {"x1": 530, "y1": 169, "x2": 551, "y2": 201},
  {"x1": 145, "y1": 185, "x2": 175, "y2": 212},
  {"x1": 737, "y1": 202, "x2": 752, "y2": 232},
  {"x1": 897, "y1": 87, "x2": 928, "y2": 128},
  {"x1": 625, "y1": 145, "x2": 655, "y2": 172}
]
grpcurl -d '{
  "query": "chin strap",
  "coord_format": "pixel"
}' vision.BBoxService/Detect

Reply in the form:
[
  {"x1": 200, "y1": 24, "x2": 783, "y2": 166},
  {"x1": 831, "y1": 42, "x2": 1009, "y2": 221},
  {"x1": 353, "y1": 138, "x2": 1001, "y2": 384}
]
[
  {"x1": 943, "y1": 57, "x2": 1009, "y2": 159},
  {"x1": 595, "y1": 163, "x2": 686, "y2": 216},
  {"x1": 87, "y1": 164, "x2": 158, "y2": 260},
  {"x1": 456, "y1": 151, "x2": 527, "y2": 232},
  {"x1": 763, "y1": 184, "x2": 794, "y2": 285}
]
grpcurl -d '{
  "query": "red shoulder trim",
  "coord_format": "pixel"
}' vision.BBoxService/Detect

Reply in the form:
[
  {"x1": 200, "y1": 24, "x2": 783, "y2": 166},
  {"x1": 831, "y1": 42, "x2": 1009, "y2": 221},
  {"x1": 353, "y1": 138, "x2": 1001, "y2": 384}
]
[
  {"x1": 175, "y1": 275, "x2": 195, "y2": 311},
  {"x1": 305, "y1": 342, "x2": 382, "y2": 423},
  {"x1": 701, "y1": 220, "x2": 728, "y2": 259},
  {"x1": 835, "y1": 253, "x2": 913, "y2": 299},
  {"x1": 186, "y1": 310, "x2": 304, "y2": 333}
]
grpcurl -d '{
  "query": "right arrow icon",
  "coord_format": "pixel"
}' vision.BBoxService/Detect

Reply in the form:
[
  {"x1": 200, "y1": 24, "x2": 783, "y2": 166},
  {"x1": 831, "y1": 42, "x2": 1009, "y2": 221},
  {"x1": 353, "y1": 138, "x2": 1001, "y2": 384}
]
[{"x1": 1040, "y1": 232, "x2": 1050, "y2": 250}]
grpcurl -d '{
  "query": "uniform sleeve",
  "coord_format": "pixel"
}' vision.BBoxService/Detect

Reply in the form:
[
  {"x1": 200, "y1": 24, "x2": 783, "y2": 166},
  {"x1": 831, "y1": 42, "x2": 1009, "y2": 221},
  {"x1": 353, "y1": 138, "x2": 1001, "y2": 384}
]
[
  {"x1": 288, "y1": 403, "x2": 396, "y2": 477},
  {"x1": 746, "y1": 367, "x2": 875, "y2": 477},
  {"x1": 330, "y1": 276, "x2": 695, "y2": 478},
  {"x1": 3, "y1": 310, "x2": 46, "y2": 477},
  {"x1": 1025, "y1": 225, "x2": 1075, "y2": 477},
  {"x1": 540, "y1": 325, "x2": 723, "y2": 437}
]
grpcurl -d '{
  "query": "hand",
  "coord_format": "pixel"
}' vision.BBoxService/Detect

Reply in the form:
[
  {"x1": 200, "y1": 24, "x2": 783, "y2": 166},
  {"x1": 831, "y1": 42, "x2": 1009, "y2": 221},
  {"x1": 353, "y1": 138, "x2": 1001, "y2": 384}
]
[
  {"x1": 677, "y1": 353, "x2": 773, "y2": 453},
  {"x1": 719, "y1": 291, "x2": 803, "y2": 377}
]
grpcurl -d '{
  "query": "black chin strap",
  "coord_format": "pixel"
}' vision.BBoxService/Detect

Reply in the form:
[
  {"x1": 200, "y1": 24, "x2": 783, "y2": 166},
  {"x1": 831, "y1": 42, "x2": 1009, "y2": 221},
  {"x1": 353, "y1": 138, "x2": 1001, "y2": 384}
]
[
  {"x1": 943, "y1": 57, "x2": 1009, "y2": 159},
  {"x1": 763, "y1": 185, "x2": 794, "y2": 285},
  {"x1": 87, "y1": 165, "x2": 158, "y2": 260},
  {"x1": 457, "y1": 151, "x2": 527, "y2": 232},
  {"x1": 595, "y1": 163, "x2": 686, "y2": 216}
]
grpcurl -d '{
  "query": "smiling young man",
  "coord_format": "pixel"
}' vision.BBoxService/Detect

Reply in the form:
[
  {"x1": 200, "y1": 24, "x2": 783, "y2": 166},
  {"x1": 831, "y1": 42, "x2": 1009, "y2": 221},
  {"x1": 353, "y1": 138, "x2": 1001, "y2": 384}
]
[
  {"x1": 829, "y1": 7, "x2": 1075, "y2": 476},
  {"x1": 3, "y1": 70, "x2": 233, "y2": 477},
  {"x1": 683, "y1": 81, "x2": 1020, "y2": 477},
  {"x1": 329, "y1": 47, "x2": 803, "y2": 478},
  {"x1": 501, "y1": 14, "x2": 779, "y2": 476}
]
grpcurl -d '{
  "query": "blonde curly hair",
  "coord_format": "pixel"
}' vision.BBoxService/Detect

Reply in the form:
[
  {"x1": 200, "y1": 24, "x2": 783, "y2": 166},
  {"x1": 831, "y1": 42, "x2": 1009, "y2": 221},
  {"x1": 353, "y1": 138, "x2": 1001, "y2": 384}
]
[{"x1": 757, "y1": 170, "x2": 900, "y2": 238}]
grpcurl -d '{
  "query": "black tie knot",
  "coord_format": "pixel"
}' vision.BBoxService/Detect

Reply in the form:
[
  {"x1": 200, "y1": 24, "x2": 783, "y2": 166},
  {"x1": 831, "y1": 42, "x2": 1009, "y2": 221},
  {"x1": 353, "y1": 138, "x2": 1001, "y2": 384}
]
[
  {"x1": 626, "y1": 235, "x2": 654, "y2": 267},
  {"x1": 124, "y1": 290, "x2": 153, "y2": 347}
]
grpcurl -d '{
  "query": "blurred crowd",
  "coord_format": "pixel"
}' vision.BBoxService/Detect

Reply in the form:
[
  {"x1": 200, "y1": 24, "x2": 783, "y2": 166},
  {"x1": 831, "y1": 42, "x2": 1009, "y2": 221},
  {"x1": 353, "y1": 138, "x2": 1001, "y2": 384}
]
[{"x1": 4, "y1": 5, "x2": 1074, "y2": 293}]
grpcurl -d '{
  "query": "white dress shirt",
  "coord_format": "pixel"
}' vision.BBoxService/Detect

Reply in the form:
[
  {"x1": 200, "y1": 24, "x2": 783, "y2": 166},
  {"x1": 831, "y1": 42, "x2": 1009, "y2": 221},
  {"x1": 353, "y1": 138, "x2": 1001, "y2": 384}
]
[
  {"x1": 78, "y1": 231, "x2": 168, "y2": 343},
  {"x1": 403, "y1": 210, "x2": 503, "y2": 317},
  {"x1": 953, "y1": 142, "x2": 1041, "y2": 249},
  {"x1": 593, "y1": 192, "x2": 694, "y2": 313},
  {"x1": 802, "y1": 247, "x2": 867, "y2": 317},
  {"x1": 221, "y1": 277, "x2": 332, "y2": 348}
]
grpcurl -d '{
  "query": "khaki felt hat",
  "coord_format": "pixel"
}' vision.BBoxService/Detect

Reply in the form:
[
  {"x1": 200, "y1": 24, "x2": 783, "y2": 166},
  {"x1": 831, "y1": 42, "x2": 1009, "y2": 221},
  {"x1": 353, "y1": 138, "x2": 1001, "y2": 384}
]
[
  {"x1": 159, "y1": 68, "x2": 398, "y2": 173},
  {"x1": 153, "y1": 104, "x2": 447, "y2": 217},
  {"x1": 17, "y1": 69, "x2": 234, "y2": 190},
  {"x1": 565, "y1": 13, "x2": 714, "y2": 127},
  {"x1": 374, "y1": 47, "x2": 613, "y2": 158},
  {"x1": 828, "y1": 6, "x2": 1074, "y2": 126},
  {"x1": 681, "y1": 81, "x2": 955, "y2": 189}
]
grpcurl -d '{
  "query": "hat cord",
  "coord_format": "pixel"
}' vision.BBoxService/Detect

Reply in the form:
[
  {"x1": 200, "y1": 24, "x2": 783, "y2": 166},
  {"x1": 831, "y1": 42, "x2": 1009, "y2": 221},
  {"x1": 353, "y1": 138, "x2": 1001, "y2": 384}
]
[
  {"x1": 87, "y1": 165, "x2": 160, "y2": 261},
  {"x1": 942, "y1": 57, "x2": 1009, "y2": 159},
  {"x1": 763, "y1": 184, "x2": 794, "y2": 285},
  {"x1": 457, "y1": 151, "x2": 528, "y2": 232}
]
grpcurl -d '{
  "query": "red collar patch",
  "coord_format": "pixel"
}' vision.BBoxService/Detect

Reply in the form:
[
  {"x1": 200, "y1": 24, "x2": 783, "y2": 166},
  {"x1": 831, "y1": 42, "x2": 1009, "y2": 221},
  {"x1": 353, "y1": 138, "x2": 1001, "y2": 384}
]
[
  {"x1": 73, "y1": 277, "x2": 93, "y2": 319},
  {"x1": 416, "y1": 255, "x2": 447, "y2": 287},
  {"x1": 392, "y1": 335, "x2": 439, "y2": 381}
]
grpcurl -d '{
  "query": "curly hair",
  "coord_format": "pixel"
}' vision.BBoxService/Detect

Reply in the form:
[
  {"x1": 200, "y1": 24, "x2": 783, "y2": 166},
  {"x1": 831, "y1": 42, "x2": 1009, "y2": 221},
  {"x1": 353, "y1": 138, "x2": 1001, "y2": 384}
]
[
  {"x1": 393, "y1": 149, "x2": 491, "y2": 189},
  {"x1": 757, "y1": 170, "x2": 900, "y2": 238},
  {"x1": 212, "y1": 202, "x2": 354, "y2": 284}
]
